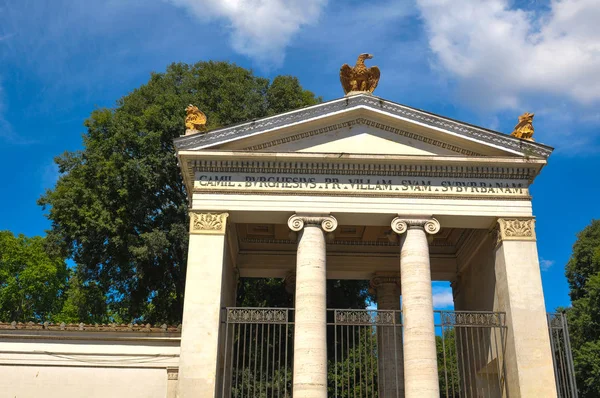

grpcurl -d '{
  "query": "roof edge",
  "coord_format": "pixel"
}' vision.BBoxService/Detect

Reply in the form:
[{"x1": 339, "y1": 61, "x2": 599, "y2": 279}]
[{"x1": 174, "y1": 94, "x2": 554, "y2": 158}]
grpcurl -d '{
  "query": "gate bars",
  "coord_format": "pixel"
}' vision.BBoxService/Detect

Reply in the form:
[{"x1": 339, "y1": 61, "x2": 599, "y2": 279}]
[
  {"x1": 221, "y1": 308, "x2": 584, "y2": 398},
  {"x1": 547, "y1": 312, "x2": 578, "y2": 398},
  {"x1": 436, "y1": 311, "x2": 507, "y2": 398},
  {"x1": 221, "y1": 308, "x2": 294, "y2": 398}
]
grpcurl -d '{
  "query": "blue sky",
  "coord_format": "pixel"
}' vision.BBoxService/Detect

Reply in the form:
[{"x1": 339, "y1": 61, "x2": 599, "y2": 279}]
[{"x1": 1, "y1": 0, "x2": 599, "y2": 312}]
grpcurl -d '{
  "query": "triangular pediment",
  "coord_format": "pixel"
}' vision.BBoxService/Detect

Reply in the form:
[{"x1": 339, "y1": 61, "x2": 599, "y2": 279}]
[
  {"x1": 174, "y1": 94, "x2": 553, "y2": 159},
  {"x1": 223, "y1": 118, "x2": 479, "y2": 156}
]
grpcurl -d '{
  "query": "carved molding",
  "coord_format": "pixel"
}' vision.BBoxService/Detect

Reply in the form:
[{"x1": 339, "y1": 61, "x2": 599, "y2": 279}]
[
  {"x1": 287, "y1": 214, "x2": 338, "y2": 233},
  {"x1": 391, "y1": 217, "x2": 441, "y2": 235},
  {"x1": 189, "y1": 158, "x2": 538, "y2": 180},
  {"x1": 189, "y1": 212, "x2": 229, "y2": 235},
  {"x1": 495, "y1": 217, "x2": 536, "y2": 245}
]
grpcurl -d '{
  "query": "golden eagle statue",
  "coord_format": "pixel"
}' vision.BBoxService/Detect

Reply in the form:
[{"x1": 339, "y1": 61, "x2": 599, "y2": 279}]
[
  {"x1": 185, "y1": 104, "x2": 207, "y2": 135},
  {"x1": 510, "y1": 112, "x2": 535, "y2": 141},
  {"x1": 340, "y1": 53, "x2": 380, "y2": 95}
]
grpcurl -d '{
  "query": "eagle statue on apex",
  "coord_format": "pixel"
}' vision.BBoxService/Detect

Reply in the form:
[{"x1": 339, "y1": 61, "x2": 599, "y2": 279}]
[{"x1": 340, "y1": 53, "x2": 380, "y2": 95}]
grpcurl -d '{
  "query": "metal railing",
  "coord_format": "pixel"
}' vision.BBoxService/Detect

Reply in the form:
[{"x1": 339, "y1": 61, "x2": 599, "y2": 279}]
[
  {"x1": 436, "y1": 310, "x2": 507, "y2": 398},
  {"x1": 221, "y1": 308, "x2": 509, "y2": 397},
  {"x1": 221, "y1": 307, "x2": 294, "y2": 397},
  {"x1": 328, "y1": 309, "x2": 403, "y2": 397},
  {"x1": 547, "y1": 312, "x2": 578, "y2": 398}
]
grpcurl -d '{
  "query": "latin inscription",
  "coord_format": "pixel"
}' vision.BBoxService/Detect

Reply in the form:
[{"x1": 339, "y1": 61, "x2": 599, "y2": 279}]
[{"x1": 195, "y1": 173, "x2": 527, "y2": 196}]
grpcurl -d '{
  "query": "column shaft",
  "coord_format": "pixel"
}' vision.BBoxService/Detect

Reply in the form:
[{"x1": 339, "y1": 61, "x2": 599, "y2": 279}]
[
  {"x1": 392, "y1": 217, "x2": 440, "y2": 398},
  {"x1": 293, "y1": 224, "x2": 328, "y2": 397},
  {"x1": 400, "y1": 227, "x2": 439, "y2": 397},
  {"x1": 289, "y1": 214, "x2": 337, "y2": 398},
  {"x1": 371, "y1": 275, "x2": 405, "y2": 397}
]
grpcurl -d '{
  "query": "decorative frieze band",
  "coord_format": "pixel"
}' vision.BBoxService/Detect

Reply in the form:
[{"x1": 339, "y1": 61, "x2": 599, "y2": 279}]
[
  {"x1": 287, "y1": 214, "x2": 338, "y2": 233},
  {"x1": 189, "y1": 212, "x2": 229, "y2": 235},
  {"x1": 494, "y1": 217, "x2": 536, "y2": 245},
  {"x1": 189, "y1": 159, "x2": 538, "y2": 180},
  {"x1": 391, "y1": 217, "x2": 441, "y2": 235}
]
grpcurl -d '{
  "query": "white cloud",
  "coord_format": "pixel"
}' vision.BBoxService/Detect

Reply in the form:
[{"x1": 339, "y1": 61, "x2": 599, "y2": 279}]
[
  {"x1": 432, "y1": 286, "x2": 454, "y2": 309},
  {"x1": 540, "y1": 258, "x2": 555, "y2": 271},
  {"x1": 416, "y1": 0, "x2": 600, "y2": 109},
  {"x1": 167, "y1": 0, "x2": 328, "y2": 66}
]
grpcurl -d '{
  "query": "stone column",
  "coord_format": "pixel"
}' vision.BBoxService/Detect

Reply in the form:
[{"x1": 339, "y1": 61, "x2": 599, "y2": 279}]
[
  {"x1": 493, "y1": 218, "x2": 557, "y2": 397},
  {"x1": 178, "y1": 212, "x2": 229, "y2": 398},
  {"x1": 288, "y1": 214, "x2": 338, "y2": 398},
  {"x1": 391, "y1": 216, "x2": 440, "y2": 398},
  {"x1": 370, "y1": 273, "x2": 404, "y2": 397}
]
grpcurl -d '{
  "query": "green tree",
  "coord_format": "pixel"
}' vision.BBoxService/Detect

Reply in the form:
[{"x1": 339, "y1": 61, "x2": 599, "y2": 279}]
[
  {"x1": 0, "y1": 231, "x2": 68, "y2": 322},
  {"x1": 436, "y1": 328, "x2": 460, "y2": 397},
  {"x1": 564, "y1": 219, "x2": 600, "y2": 397},
  {"x1": 38, "y1": 61, "x2": 321, "y2": 323}
]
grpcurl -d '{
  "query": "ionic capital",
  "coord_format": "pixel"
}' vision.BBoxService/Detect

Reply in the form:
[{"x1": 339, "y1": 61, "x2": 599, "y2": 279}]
[
  {"x1": 390, "y1": 216, "x2": 440, "y2": 235},
  {"x1": 369, "y1": 273, "x2": 401, "y2": 291},
  {"x1": 287, "y1": 214, "x2": 338, "y2": 233},
  {"x1": 494, "y1": 217, "x2": 536, "y2": 246},
  {"x1": 189, "y1": 212, "x2": 229, "y2": 235}
]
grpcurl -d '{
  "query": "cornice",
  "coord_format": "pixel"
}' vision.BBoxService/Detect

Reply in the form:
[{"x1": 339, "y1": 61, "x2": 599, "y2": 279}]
[
  {"x1": 186, "y1": 158, "x2": 539, "y2": 180},
  {"x1": 174, "y1": 94, "x2": 554, "y2": 158}
]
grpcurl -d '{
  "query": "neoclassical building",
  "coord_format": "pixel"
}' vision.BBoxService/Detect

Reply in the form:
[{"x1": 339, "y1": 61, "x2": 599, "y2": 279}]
[
  {"x1": 172, "y1": 86, "x2": 566, "y2": 398},
  {"x1": 0, "y1": 68, "x2": 577, "y2": 398}
]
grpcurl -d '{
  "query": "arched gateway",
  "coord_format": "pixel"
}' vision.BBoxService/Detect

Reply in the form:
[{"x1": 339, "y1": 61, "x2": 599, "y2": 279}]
[{"x1": 174, "y1": 68, "x2": 563, "y2": 398}]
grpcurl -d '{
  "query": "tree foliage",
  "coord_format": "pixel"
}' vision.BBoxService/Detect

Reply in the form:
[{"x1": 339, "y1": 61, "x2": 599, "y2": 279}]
[
  {"x1": 0, "y1": 231, "x2": 68, "y2": 322},
  {"x1": 38, "y1": 61, "x2": 321, "y2": 323},
  {"x1": 564, "y1": 219, "x2": 600, "y2": 397}
]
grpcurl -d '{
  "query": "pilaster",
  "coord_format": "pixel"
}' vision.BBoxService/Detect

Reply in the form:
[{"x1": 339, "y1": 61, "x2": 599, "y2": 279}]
[
  {"x1": 178, "y1": 212, "x2": 230, "y2": 398},
  {"x1": 492, "y1": 217, "x2": 557, "y2": 397}
]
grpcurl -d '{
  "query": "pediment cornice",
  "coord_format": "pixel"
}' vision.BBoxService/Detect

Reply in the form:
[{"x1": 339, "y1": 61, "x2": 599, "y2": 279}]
[{"x1": 174, "y1": 94, "x2": 553, "y2": 158}]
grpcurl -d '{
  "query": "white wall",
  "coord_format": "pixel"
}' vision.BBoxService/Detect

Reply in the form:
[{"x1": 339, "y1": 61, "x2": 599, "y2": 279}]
[{"x1": 0, "y1": 329, "x2": 180, "y2": 398}]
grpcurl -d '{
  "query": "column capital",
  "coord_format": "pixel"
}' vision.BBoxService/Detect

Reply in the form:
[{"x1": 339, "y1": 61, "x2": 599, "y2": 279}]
[
  {"x1": 189, "y1": 212, "x2": 229, "y2": 235},
  {"x1": 287, "y1": 213, "x2": 338, "y2": 233},
  {"x1": 369, "y1": 273, "x2": 401, "y2": 290},
  {"x1": 494, "y1": 217, "x2": 536, "y2": 246},
  {"x1": 391, "y1": 216, "x2": 440, "y2": 235}
]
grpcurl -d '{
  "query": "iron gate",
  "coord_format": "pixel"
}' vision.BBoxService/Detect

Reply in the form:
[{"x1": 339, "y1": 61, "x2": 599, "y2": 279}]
[
  {"x1": 547, "y1": 312, "x2": 578, "y2": 398},
  {"x1": 221, "y1": 307, "x2": 294, "y2": 397}
]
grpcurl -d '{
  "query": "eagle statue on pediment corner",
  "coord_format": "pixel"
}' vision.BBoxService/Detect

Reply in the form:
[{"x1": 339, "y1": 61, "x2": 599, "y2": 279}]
[{"x1": 340, "y1": 53, "x2": 381, "y2": 95}]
